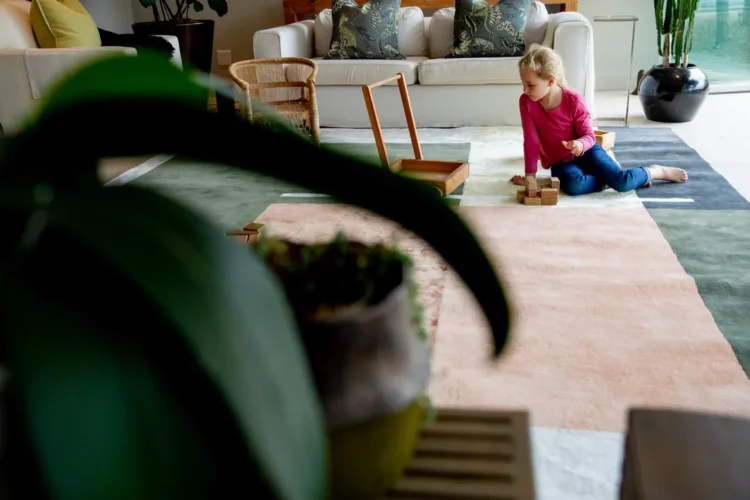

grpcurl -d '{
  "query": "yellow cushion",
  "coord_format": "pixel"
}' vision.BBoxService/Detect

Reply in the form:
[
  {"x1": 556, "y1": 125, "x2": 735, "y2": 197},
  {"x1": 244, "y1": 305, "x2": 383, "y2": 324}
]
[{"x1": 29, "y1": 0, "x2": 101, "y2": 48}]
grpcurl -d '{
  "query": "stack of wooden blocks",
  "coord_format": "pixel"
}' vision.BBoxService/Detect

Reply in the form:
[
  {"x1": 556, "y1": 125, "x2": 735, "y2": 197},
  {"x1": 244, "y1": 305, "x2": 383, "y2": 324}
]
[{"x1": 517, "y1": 177, "x2": 560, "y2": 206}]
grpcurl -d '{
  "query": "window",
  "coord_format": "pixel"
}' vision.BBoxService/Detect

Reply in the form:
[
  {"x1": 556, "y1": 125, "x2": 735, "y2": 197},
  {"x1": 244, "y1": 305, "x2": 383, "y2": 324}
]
[{"x1": 690, "y1": 0, "x2": 750, "y2": 87}]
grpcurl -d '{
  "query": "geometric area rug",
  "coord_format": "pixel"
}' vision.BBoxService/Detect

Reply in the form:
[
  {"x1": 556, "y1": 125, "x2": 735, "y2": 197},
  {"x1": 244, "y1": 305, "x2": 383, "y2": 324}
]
[{"x1": 130, "y1": 125, "x2": 750, "y2": 500}]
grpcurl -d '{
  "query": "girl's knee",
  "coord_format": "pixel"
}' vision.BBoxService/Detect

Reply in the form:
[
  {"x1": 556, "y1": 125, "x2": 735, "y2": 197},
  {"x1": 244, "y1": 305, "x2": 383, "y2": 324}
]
[{"x1": 561, "y1": 180, "x2": 588, "y2": 196}]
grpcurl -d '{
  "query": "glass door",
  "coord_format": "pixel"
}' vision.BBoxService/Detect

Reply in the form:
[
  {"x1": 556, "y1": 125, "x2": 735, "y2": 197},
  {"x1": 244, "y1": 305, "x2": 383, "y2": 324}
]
[{"x1": 688, "y1": 0, "x2": 750, "y2": 89}]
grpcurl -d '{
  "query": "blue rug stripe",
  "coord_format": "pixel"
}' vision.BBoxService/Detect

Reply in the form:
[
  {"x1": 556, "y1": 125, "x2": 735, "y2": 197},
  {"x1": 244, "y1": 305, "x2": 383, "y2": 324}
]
[{"x1": 607, "y1": 127, "x2": 749, "y2": 210}]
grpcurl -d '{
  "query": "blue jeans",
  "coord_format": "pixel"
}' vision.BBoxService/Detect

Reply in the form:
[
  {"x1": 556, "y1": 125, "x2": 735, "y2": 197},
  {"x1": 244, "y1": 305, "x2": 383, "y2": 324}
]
[{"x1": 550, "y1": 144, "x2": 651, "y2": 196}]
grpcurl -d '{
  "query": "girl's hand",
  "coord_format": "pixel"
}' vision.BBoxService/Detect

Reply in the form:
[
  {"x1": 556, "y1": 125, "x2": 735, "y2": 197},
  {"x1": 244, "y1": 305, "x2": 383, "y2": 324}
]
[
  {"x1": 510, "y1": 175, "x2": 527, "y2": 186},
  {"x1": 562, "y1": 140, "x2": 584, "y2": 156}
]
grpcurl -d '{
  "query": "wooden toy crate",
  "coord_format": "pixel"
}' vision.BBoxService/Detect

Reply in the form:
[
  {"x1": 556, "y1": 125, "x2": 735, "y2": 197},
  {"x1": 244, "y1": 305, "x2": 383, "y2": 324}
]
[
  {"x1": 382, "y1": 408, "x2": 536, "y2": 499},
  {"x1": 362, "y1": 73, "x2": 469, "y2": 196},
  {"x1": 594, "y1": 129, "x2": 616, "y2": 151}
]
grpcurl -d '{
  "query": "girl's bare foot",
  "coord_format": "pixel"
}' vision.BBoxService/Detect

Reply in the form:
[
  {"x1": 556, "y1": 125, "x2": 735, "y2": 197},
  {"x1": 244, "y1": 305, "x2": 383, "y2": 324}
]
[{"x1": 647, "y1": 164, "x2": 688, "y2": 183}]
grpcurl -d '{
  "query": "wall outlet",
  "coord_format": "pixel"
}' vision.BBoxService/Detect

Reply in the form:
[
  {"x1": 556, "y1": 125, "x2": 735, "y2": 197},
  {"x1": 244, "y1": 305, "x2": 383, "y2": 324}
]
[{"x1": 217, "y1": 50, "x2": 232, "y2": 66}]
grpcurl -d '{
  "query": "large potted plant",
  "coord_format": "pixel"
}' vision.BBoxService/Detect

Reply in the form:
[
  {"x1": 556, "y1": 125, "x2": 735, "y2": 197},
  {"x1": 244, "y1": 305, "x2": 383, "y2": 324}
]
[
  {"x1": 256, "y1": 233, "x2": 432, "y2": 499},
  {"x1": 639, "y1": 0, "x2": 709, "y2": 123},
  {"x1": 132, "y1": 0, "x2": 228, "y2": 74},
  {"x1": 0, "y1": 53, "x2": 512, "y2": 499}
]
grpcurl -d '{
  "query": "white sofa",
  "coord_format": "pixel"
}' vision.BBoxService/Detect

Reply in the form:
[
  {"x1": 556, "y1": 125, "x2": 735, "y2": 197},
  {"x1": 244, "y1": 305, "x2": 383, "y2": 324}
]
[
  {"x1": 253, "y1": 2, "x2": 595, "y2": 128},
  {"x1": 0, "y1": 0, "x2": 182, "y2": 137}
]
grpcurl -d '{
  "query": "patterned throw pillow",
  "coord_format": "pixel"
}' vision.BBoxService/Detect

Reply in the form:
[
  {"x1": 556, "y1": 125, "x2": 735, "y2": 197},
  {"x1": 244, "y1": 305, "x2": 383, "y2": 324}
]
[
  {"x1": 325, "y1": 0, "x2": 405, "y2": 60},
  {"x1": 446, "y1": 0, "x2": 532, "y2": 58}
]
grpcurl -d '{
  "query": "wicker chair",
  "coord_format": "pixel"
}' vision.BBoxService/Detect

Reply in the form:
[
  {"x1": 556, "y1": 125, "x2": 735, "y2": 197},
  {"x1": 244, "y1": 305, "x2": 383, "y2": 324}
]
[{"x1": 228, "y1": 57, "x2": 320, "y2": 144}]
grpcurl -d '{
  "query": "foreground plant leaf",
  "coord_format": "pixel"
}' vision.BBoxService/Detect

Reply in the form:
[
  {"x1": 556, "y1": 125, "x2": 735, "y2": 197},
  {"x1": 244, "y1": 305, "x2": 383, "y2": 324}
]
[
  {"x1": 0, "y1": 53, "x2": 513, "y2": 499},
  {"x1": 1, "y1": 53, "x2": 512, "y2": 357},
  {"x1": 0, "y1": 183, "x2": 327, "y2": 500}
]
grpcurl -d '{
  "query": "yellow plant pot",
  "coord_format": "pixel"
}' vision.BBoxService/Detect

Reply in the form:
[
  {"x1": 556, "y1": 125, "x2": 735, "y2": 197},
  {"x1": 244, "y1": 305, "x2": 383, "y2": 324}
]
[{"x1": 327, "y1": 399, "x2": 424, "y2": 500}]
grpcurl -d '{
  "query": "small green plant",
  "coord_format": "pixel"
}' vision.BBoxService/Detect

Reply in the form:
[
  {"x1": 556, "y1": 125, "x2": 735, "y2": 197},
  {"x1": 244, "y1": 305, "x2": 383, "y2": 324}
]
[
  {"x1": 256, "y1": 232, "x2": 435, "y2": 425},
  {"x1": 139, "y1": 0, "x2": 228, "y2": 23},
  {"x1": 654, "y1": 0, "x2": 700, "y2": 68},
  {"x1": 256, "y1": 232, "x2": 427, "y2": 341}
]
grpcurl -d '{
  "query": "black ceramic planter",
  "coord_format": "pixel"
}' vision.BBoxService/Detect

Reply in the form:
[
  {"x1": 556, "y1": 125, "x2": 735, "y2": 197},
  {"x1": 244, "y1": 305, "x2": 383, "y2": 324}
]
[
  {"x1": 638, "y1": 64, "x2": 709, "y2": 123},
  {"x1": 132, "y1": 19, "x2": 215, "y2": 74}
]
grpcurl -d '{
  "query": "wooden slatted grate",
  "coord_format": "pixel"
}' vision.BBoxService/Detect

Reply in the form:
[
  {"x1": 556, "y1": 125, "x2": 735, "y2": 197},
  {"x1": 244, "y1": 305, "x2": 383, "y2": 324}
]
[{"x1": 382, "y1": 408, "x2": 535, "y2": 499}]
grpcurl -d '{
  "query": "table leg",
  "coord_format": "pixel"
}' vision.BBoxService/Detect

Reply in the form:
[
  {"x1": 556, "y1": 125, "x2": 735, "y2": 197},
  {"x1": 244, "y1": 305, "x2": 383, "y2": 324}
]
[{"x1": 625, "y1": 20, "x2": 637, "y2": 127}]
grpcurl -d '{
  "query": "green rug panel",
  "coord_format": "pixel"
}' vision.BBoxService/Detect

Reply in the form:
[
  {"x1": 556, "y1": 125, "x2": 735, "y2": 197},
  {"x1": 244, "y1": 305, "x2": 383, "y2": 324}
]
[
  {"x1": 327, "y1": 143, "x2": 471, "y2": 165},
  {"x1": 133, "y1": 142, "x2": 470, "y2": 229},
  {"x1": 649, "y1": 209, "x2": 750, "y2": 377}
]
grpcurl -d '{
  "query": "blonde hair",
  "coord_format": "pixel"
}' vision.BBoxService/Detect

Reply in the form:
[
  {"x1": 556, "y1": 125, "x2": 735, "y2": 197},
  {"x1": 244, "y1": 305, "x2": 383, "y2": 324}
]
[{"x1": 518, "y1": 44, "x2": 568, "y2": 87}]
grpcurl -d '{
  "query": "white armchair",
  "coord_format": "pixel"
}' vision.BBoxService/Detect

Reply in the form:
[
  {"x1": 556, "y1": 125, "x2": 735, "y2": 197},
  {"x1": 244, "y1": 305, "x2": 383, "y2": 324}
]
[{"x1": 0, "y1": 0, "x2": 182, "y2": 137}]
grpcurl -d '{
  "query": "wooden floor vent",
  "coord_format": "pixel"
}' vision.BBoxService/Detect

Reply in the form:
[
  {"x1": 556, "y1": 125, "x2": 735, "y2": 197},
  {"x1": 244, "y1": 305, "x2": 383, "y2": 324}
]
[{"x1": 382, "y1": 409, "x2": 536, "y2": 499}]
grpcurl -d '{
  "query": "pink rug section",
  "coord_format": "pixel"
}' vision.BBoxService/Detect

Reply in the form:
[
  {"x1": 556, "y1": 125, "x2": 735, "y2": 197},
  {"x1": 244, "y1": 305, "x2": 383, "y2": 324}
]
[
  {"x1": 429, "y1": 206, "x2": 750, "y2": 432},
  {"x1": 255, "y1": 204, "x2": 448, "y2": 344}
]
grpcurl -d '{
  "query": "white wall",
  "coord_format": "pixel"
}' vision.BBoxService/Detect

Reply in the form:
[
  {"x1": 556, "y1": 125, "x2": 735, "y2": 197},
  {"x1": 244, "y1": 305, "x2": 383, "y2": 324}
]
[
  {"x1": 578, "y1": 0, "x2": 661, "y2": 91},
  {"x1": 131, "y1": 0, "x2": 284, "y2": 78},
  {"x1": 80, "y1": 0, "x2": 134, "y2": 33}
]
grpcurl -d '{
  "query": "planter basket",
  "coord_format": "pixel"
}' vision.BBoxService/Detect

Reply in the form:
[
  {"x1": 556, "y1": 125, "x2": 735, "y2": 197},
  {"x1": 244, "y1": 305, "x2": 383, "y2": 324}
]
[{"x1": 298, "y1": 264, "x2": 431, "y2": 499}]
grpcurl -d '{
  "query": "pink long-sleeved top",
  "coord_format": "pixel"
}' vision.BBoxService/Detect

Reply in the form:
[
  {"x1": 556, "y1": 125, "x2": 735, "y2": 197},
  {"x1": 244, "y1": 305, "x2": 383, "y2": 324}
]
[{"x1": 519, "y1": 87, "x2": 596, "y2": 175}]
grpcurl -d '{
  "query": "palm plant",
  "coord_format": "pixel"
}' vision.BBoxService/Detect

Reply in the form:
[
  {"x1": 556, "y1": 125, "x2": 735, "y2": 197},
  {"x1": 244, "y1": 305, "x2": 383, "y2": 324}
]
[
  {"x1": 0, "y1": 53, "x2": 511, "y2": 499},
  {"x1": 654, "y1": 0, "x2": 700, "y2": 68},
  {"x1": 139, "y1": 0, "x2": 228, "y2": 23}
]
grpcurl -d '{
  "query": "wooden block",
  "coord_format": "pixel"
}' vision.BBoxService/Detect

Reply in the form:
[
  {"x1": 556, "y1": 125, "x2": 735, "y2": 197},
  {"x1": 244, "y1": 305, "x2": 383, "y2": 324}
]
[
  {"x1": 243, "y1": 222, "x2": 264, "y2": 232},
  {"x1": 595, "y1": 129, "x2": 616, "y2": 151},
  {"x1": 550, "y1": 177, "x2": 560, "y2": 189},
  {"x1": 620, "y1": 409, "x2": 750, "y2": 500},
  {"x1": 517, "y1": 188, "x2": 525, "y2": 203},
  {"x1": 540, "y1": 188, "x2": 557, "y2": 199},
  {"x1": 526, "y1": 177, "x2": 538, "y2": 191},
  {"x1": 228, "y1": 233, "x2": 250, "y2": 243},
  {"x1": 537, "y1": 177, "x2": 552, "y2": 188},
  {"x1": 526, "y1": 188, "x2": 539, "y2": 197},
  {"x1": 226, "y1": 221, "x2": 264, "y2": 245},
  {"x1": 524, "y1": 196, "x2": 541, "y2": 206},
  {"x1": 541, "y1": 196, "x2": 557, "y2": 206},
  {"x1": 384, "y1": 408, "x2": 535, "y2": 499}
]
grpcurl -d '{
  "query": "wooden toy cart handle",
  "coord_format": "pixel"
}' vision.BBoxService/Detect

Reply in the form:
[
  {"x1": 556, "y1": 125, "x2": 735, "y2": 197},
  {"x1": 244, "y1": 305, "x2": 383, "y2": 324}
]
[{"x1": 361, "y1": 73, "x2": 423, "y2": 168}]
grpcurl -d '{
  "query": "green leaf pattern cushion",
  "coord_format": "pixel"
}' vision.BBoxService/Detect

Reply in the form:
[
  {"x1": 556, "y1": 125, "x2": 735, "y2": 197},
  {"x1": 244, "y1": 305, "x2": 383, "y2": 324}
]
[
  {"x1": 446, "y1": 0, "x2": 532, "y2": 58},
  {"x1": 325, "y1": 0, "x2": 405, "y2": 60}
]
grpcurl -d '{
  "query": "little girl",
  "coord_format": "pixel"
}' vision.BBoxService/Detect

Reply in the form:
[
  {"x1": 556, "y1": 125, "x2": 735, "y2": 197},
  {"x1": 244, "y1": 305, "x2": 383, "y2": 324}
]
[{"x1": 510, "y1": 44, "x2": 688, "y2": 195}]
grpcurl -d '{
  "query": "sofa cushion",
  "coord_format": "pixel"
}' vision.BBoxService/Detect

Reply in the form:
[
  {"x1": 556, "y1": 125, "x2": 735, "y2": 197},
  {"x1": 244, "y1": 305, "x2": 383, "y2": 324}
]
[
  {"x1": 0, "y1": 0, "x2": 37, "y2": 49},
  {"x1": 29, "y1": 0, "x2": 101, "y2": 49},
  {"x1": 428, "y1": 8, "x2": 454, "y2": 59},
  {"x1": 446, "y1": 0, "x2": 531, "y2": 58},
  {"x1": 524, "y1": 0, "x2": 549, "y2": 46},
  {"x1": 315, "y1": 6, "x2": 427, "y2": 58},
  {"x1": 314, "y1": 56, "x2": 426, "y2": 86},
  {"x1": 324, "y1": 0, "x2": 404, "y2": 60},
  {"x1": 418, "y1": 57, "x2": 522, "y2": 85},
  {"x1": 429, "y1": 0, "x2": 548, "y2": 58}
]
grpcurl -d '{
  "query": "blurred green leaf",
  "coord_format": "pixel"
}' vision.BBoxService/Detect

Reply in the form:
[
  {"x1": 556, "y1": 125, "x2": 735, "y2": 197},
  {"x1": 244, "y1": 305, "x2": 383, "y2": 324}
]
[
  {"x1": 2, "y1": 53, "x2": 510, "y2": 358},
  {"x1": 1, "y1": 182, "x2": 328, "y2": 500},
  {"x1": 0, "y1": 52, "x2": 512, "y2": 499}
]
